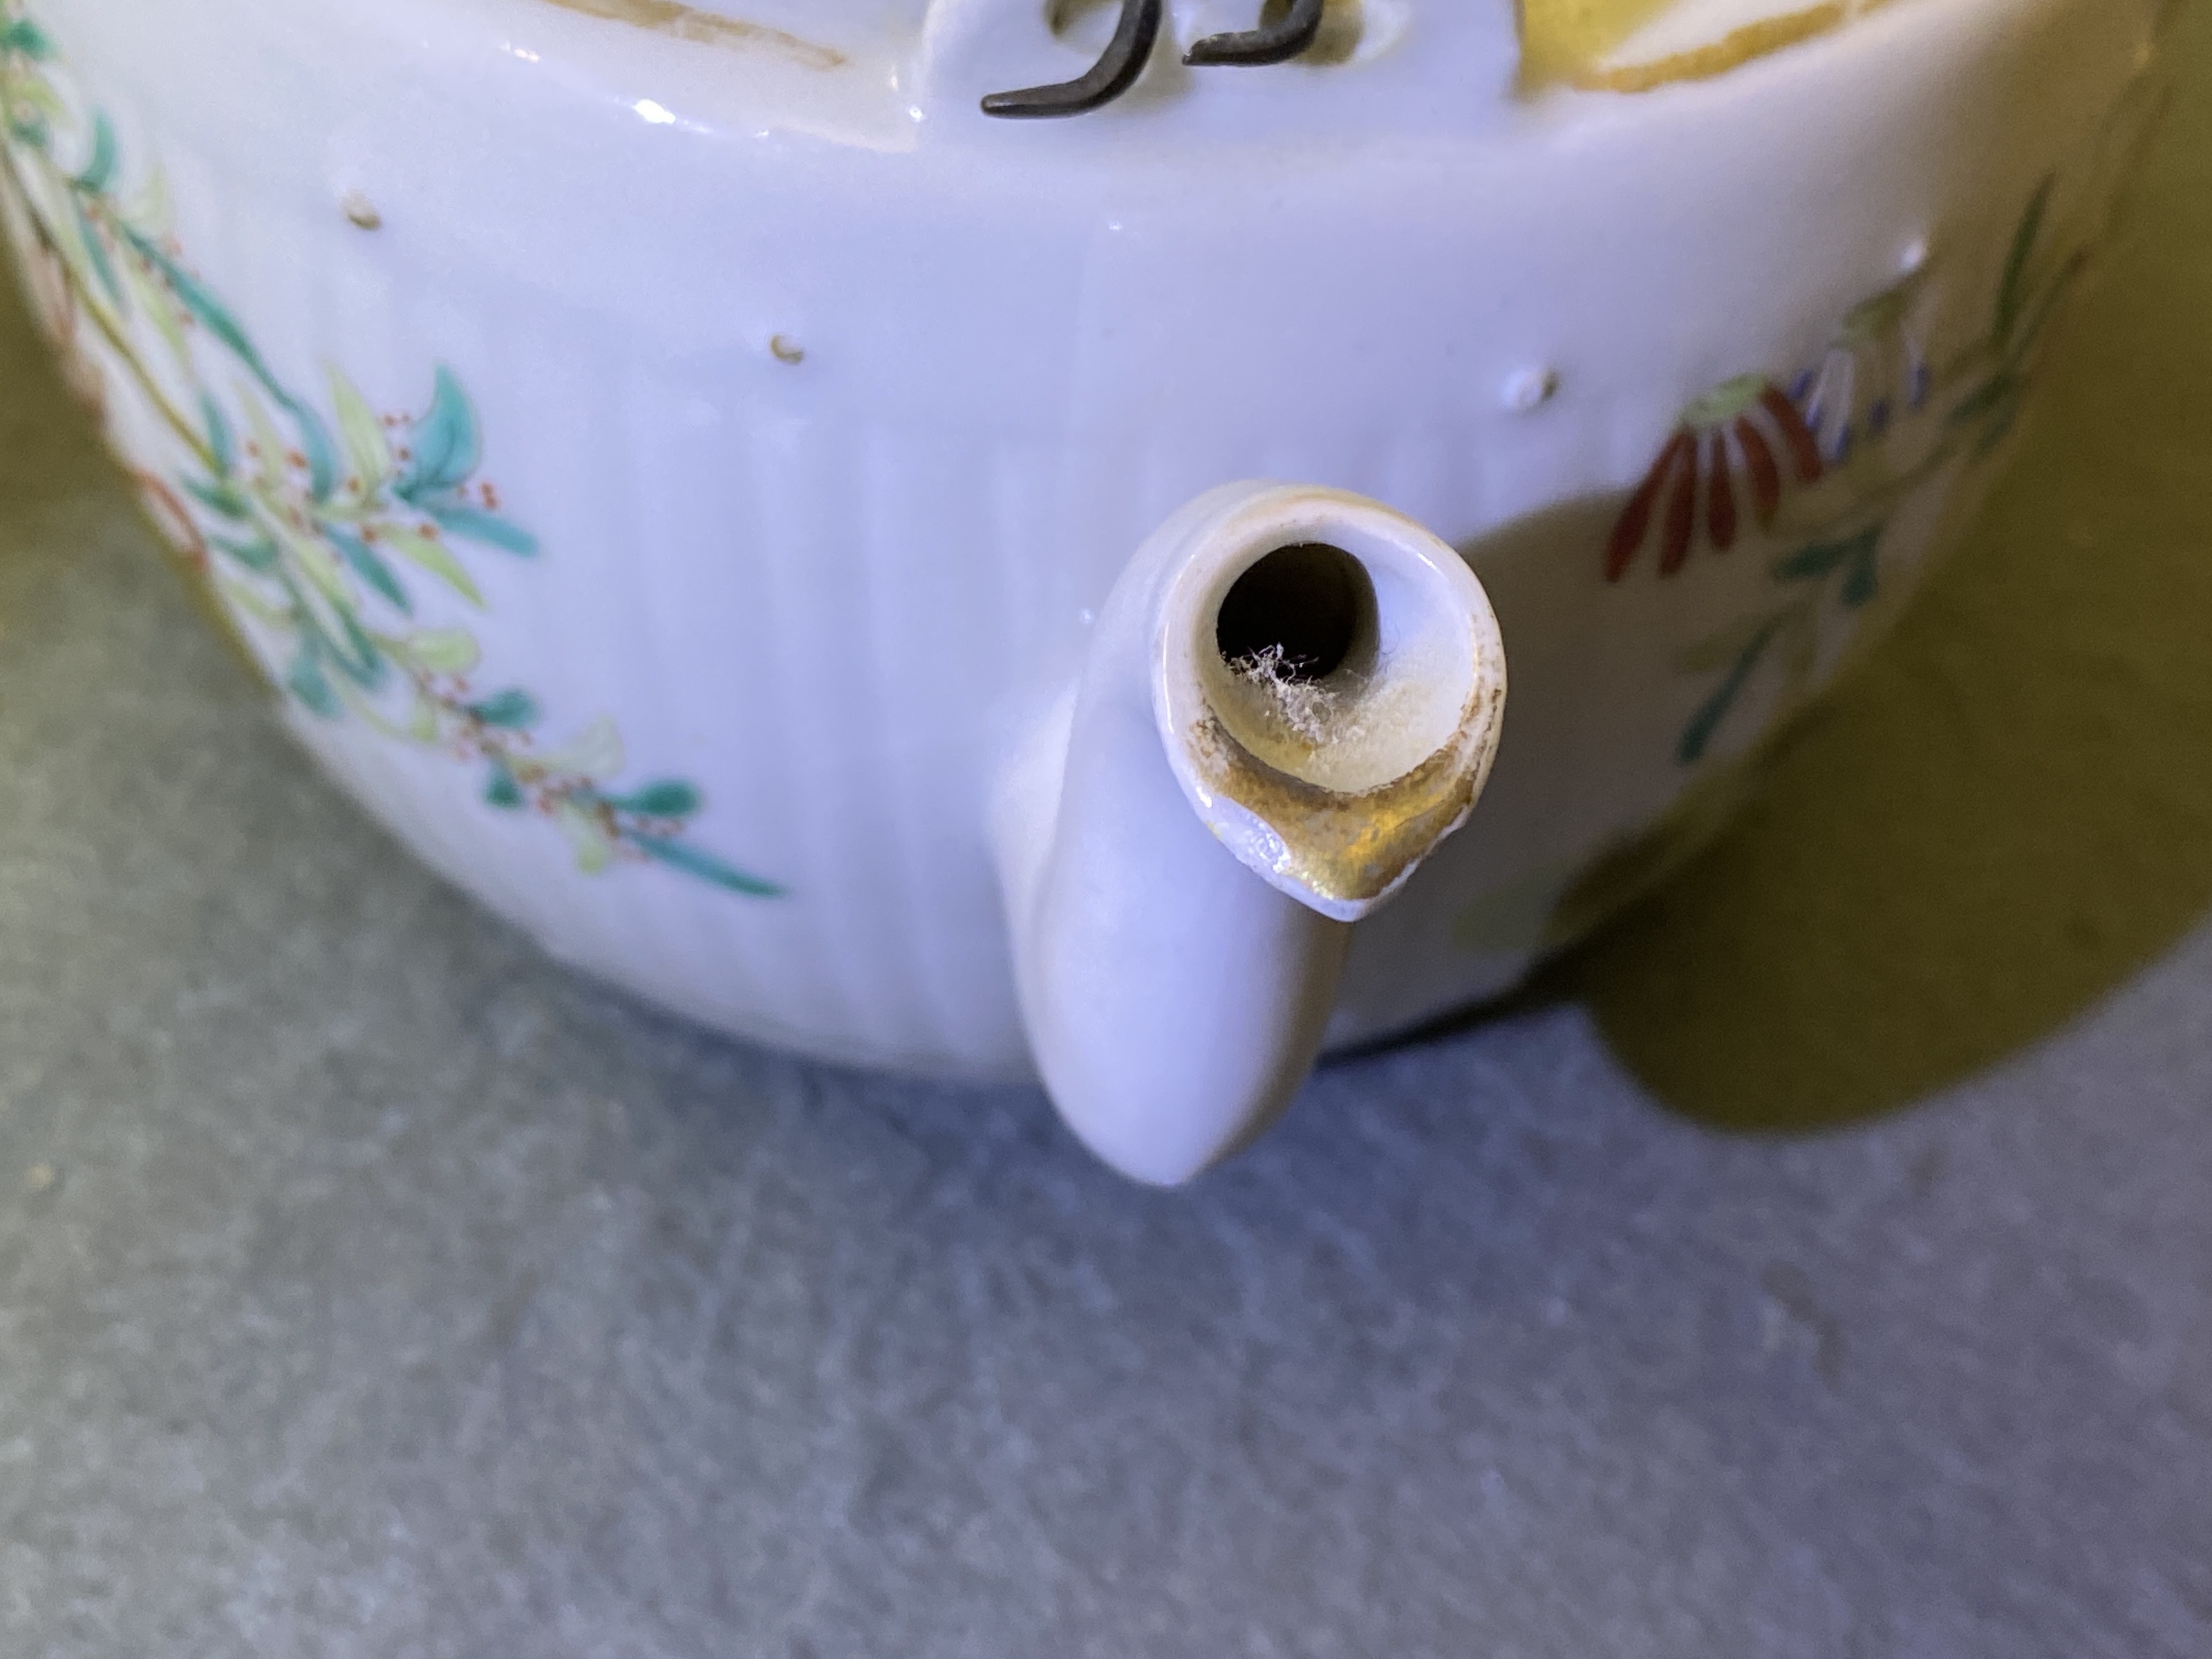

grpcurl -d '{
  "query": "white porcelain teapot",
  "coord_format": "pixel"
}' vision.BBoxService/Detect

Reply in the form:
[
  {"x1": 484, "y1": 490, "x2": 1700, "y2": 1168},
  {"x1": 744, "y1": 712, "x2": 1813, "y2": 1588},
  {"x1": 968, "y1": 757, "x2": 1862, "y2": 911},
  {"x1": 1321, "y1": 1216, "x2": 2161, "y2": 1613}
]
[{"x1": 0, "y1": 0, "x2": 2173, "y2": 1179}]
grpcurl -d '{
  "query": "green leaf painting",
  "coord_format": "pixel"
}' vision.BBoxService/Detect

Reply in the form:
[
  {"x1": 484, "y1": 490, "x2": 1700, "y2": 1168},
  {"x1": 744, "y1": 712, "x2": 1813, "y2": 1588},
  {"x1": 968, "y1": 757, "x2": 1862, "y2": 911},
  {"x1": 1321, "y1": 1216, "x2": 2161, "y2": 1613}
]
[
  {"x1": 635, "y1": 835, "x2": 789, "y2": 899},
  {"x1": 1994, "y1": 176, "x2": 2053, "y2": 349},
  {"x1": 397, "y1": 365, "x2": 482, "y2": 500},
  {"x1": 0, "y1": 2, "x2": 781, "y2": 899},
  {"x1": 467, "y1": 688, "x2": 541, "y2": 730},
  {"x1": 606, "y1": 780, "x2": 703, "y2": 820}
]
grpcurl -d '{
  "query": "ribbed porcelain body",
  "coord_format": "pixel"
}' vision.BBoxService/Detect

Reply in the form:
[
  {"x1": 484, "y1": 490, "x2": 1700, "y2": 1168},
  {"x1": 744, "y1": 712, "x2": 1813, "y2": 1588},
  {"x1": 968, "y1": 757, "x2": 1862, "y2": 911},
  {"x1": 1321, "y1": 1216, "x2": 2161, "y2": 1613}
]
[{"x1": 0, "y1": 0, "x2": 2171, "y2": 1078}]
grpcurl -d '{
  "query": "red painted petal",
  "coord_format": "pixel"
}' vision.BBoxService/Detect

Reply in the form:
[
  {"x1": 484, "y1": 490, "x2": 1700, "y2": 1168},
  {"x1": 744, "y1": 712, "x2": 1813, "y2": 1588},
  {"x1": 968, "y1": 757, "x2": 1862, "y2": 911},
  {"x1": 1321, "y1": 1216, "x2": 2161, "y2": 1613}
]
[
  {"x1": 1659, "y1": 444, "x2": 1699, "y2": 577},
  {"x1": 1734, "y1": 416, "x2": 1783, "y2": 527},
  {"x1": 1761, "y1": 385, "x2": 1826, "y2": 483},
  {"x1": 1606, "y1": 430, "x2": 1694, "y2": 583},
  {"x1": 1705, "y1": 431, "x2": 1738, "y2": 552}
]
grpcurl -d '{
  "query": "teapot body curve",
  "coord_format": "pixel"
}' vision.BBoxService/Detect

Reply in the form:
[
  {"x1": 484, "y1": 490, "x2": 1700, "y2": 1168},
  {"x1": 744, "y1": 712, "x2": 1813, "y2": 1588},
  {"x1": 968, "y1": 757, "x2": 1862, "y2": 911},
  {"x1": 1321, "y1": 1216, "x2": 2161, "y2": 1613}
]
[{"x1": 0, "y1": 0, "x2": 2175, "y2": 1166}]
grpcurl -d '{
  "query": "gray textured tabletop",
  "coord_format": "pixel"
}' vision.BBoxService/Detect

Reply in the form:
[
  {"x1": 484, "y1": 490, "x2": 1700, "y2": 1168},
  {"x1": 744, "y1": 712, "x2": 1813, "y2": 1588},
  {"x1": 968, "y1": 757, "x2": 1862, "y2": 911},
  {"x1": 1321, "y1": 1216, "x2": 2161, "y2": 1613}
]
[{"x1": 5, "y1": 26, "x2": 2212, "y2": 1659}]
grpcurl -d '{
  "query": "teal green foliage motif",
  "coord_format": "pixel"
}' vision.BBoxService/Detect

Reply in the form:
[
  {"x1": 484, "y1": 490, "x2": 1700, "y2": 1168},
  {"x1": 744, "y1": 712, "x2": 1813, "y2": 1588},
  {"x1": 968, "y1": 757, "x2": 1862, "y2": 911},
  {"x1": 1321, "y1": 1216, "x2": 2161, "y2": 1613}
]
[
  {"x1": 0, "y1": 6, "x2": 779, "y2": 897},
  {"x1": 1676, "y1": 525, "x2": 1882, "y2": 766}
]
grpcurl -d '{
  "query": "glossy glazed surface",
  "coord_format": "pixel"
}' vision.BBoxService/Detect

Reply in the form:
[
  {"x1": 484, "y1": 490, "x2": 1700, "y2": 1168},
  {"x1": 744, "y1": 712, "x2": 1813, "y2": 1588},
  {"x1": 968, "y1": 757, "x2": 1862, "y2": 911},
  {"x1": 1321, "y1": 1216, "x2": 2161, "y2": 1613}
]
[{"x1": 0, "y1": 0, "x2": 2173, "y2": 1080}]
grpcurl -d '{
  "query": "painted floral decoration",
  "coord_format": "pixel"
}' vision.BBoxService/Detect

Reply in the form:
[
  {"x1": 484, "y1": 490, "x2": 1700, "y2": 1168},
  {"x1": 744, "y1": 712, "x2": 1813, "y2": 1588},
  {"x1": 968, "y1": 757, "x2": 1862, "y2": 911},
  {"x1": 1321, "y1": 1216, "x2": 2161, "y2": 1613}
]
[
  {"x1": 1604, "y1": 374, "x2": 1826, "y2": 581},
  {"x1": 1792, "y1": 272, "x2": 1935, "y2": 467},
  {"x1": 1653, "y1": 174, "x2": 2090, "y2": 768},
  {"x1": 0, "y1": 3, "x2": 781, "y2": 897}
]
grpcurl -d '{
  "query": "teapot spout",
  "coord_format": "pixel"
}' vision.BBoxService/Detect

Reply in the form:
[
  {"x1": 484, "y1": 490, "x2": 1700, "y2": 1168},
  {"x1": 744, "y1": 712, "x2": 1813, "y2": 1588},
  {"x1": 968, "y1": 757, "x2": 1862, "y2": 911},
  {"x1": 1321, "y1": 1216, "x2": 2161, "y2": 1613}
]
[{"x1": 992, "y1": 482, "x2": 1508, "y2": 1185}]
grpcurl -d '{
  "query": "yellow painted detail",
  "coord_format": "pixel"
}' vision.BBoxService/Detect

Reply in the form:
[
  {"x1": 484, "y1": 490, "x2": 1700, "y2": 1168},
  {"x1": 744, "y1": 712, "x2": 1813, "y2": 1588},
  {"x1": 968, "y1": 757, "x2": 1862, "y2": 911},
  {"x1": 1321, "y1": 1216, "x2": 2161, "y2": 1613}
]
[
  {"x1": 1521, "y1": 0, "x2": 1897, "y2": 93},
  {"x1": 1517, "y1": 0, "x2": 1681, "y2": 88},
  {"x1": 535, "y1": 0, "x2": 846, "y2": 70}
]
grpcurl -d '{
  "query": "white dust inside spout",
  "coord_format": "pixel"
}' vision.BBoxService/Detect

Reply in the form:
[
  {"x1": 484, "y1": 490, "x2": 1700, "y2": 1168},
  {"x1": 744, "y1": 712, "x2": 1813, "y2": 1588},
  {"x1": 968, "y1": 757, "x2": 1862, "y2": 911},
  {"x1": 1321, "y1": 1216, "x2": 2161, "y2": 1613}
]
[{"x1": 1224, "y1": 641, "x2": 1455, "y2": 796}]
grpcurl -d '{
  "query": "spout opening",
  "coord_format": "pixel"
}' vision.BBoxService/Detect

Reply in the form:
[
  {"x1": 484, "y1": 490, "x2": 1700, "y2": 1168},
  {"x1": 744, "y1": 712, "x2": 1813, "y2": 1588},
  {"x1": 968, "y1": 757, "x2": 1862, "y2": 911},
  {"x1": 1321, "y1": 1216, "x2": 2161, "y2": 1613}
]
[
  {"x1": 1147, "y1": 482, "x2": 1507, "y2": 919},
  {"x1": 1195, "y1": 521, "x2": 1481, "y2": 798},
  {"x1": 1215, "y1": 541, "x2": 1377, "y2": 686}
]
